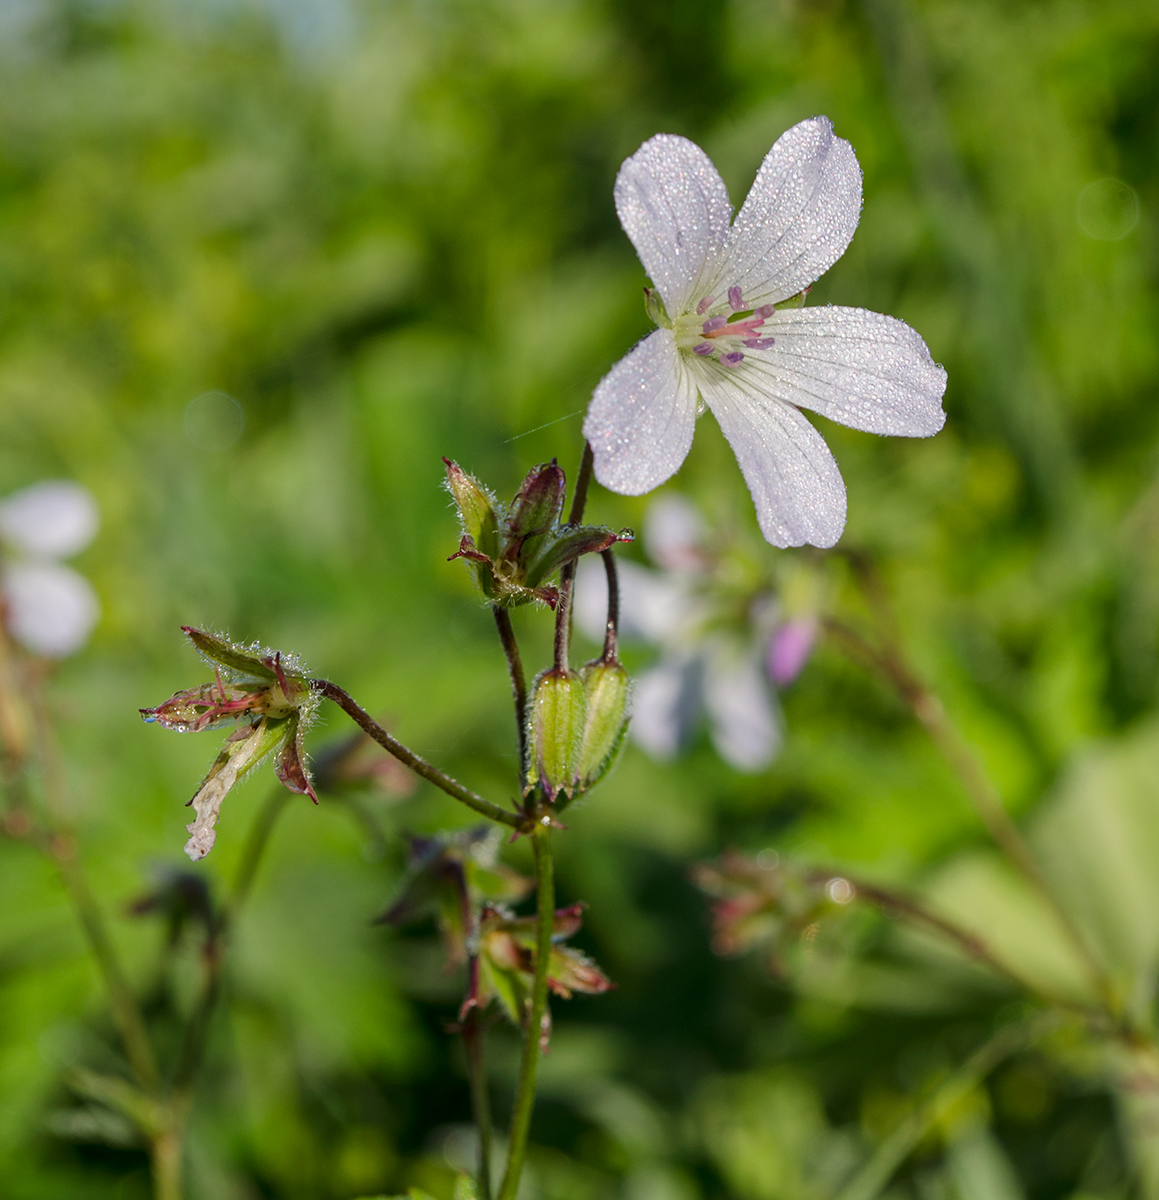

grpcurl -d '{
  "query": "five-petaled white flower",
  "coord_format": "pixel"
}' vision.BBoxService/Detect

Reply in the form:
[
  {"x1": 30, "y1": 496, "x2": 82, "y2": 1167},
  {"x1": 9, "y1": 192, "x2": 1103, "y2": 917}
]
[
  {"x1": 584, "y1": 117, "x2": 948, "y2": 548},
  {"x1": 0, "y1": 481, "x2": 100, "y2": 658}
]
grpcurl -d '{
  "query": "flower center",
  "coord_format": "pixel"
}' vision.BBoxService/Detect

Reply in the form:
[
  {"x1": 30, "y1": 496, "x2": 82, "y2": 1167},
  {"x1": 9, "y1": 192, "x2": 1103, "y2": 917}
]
[{"x1": 673, "y1": 286, "x2": 776, "y2": 368}]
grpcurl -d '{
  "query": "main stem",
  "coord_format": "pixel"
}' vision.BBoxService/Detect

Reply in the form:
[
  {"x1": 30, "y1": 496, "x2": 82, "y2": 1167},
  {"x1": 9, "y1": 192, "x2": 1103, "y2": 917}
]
[
  {"x1": 498, "y1": 821, "x2": 554, "y2": 1200},
  {"x1": 463, "y1": 1006, "x2": 494, "y2": 1200},
  {"x1": 311, "y1": 680, "x2": 521, "y2": 828}
]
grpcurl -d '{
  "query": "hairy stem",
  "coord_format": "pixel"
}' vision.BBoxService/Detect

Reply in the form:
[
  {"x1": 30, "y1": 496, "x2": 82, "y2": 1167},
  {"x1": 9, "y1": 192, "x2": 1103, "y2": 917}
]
[
  {"x1": 825, "y1": 613, "x2": 1115, "y2": 1010},
  {"x1": 493, "y1": 608, "x2": 528, "y2": 783},
  {"x1": 498, "y1": 821, "x2": 554, "y2": 1200},
  {"x1": 311, "y1": 680, "x2": 521, "y2": 828},
  {"x1": 463, "y1": 1006, "x2": 494, "y2": 1200},
  {"x1": 600, "y1": 548, "x2": 620, "y2": 661},
  {"x1": 567, "y1": 441, "x2": 595, "y2": 528}
]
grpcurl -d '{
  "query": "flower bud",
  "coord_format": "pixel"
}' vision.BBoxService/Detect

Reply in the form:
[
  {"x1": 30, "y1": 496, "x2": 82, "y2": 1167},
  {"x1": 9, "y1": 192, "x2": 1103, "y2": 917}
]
[
  {"x1": 504, "y1": 461, "x2": 565, "y2": 568},
  {"x1": 575, "y1": 658, "x2": 630, "y2": 789},
  {"x1": 527, "y1": 667, "x2": 585, "y2": 800}
]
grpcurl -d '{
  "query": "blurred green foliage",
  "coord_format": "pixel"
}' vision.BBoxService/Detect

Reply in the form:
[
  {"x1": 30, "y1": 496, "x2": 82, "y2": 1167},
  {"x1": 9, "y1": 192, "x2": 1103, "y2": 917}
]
[{"x1": 1, "y1": 0, "x2": 1158, "y2": 1197}]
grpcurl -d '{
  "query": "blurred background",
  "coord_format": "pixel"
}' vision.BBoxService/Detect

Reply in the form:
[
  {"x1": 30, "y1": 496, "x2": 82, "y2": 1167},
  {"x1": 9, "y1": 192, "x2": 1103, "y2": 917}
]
[{"x1": 1, "y1": 0, "x2": 1158, "y2": 1196}]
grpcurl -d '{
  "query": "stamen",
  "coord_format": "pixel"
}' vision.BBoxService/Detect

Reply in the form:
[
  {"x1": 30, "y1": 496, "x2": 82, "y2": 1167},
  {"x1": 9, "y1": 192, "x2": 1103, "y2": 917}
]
[
  {"x1": 693, "y1": 343, "x2": 714, "y2": 356},
  {"x1": 696, "y1": 295, "x2": 715, "y2": 316},
  {"x1": 728, "y1": 286, "x2": 744, "y2": 311},
  {"x1": 720, "y1": 352, "x2": 745, "y2": 368},
  {"x1": 756, "y1": 304, "x2": 775, "y2": 318},
  {"x1": 743, "y1": 337, "x2": 775, "y2": 349},
  {"x1": 702, "y1": 315, "x2": 728, "y2": 334}
]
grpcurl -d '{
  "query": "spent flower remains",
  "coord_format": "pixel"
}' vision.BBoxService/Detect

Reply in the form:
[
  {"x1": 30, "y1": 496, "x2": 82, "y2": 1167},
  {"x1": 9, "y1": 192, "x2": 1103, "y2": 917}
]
[{"x1": 131, "y1": 116, "x2": 946, "y2": 1200}]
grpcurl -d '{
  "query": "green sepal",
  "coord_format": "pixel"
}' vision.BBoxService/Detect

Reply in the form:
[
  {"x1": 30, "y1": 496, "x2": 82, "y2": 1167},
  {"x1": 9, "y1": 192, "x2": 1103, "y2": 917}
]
[
  {"x1": 523, "y1": 525, "x2": 623, "y2": 589},
  {"x1": 443, "y1": 458, "x2": 500, "y2": 558},
  {"x1": 644, "y1": 286, "x2": 671, "y2": 328},
  {"x1": 182, "y1": 627, "x2": 278, "y2": 680}
]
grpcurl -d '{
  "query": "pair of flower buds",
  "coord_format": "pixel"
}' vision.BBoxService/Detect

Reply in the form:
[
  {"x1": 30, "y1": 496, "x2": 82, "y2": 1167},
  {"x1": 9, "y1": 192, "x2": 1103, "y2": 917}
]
[{"x1": 443, "y1": 457, "x2": 633, "y2": 803}]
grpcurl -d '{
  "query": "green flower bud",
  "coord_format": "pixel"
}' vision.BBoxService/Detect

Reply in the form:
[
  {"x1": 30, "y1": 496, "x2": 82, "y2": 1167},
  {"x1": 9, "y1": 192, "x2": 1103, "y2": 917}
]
[
  {"x1": 576, "y1": 658, "x2": 630, "y2": 789},
  {"x1": 527, "y1": 667, "x2": 585, "y2": 799}
]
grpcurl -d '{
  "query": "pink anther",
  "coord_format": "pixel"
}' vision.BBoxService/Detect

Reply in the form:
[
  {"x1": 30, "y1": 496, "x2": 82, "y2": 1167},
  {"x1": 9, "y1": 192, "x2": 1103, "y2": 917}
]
[{"x1": 696, "y1": 295, "x2": 715, "y2": 316}]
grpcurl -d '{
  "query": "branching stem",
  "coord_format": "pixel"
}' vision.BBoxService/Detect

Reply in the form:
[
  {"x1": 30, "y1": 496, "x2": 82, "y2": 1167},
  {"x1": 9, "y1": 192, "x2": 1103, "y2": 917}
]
[
  {"x1": 552, "y1": 442, "x2": 594, "y2": 673},
  {"x1": 311, "y1": 680, "x2": 521, "y2": 828}
]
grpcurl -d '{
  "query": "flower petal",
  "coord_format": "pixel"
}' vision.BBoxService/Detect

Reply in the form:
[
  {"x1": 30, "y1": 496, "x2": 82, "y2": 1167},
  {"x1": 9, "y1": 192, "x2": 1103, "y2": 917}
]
[
  {"x1": 698, "y1": 367, "x2": 847, "y2": 548},
  {"x1": 717, "y1": 116, "x2": 862, "y2": 307},
  {"x1": 745, "y1": 306, "x2": 947, "y2": 435},
  {"x1": 0, "y1": 480, "x2": 99, "y2": 560},
  {"x1": 644, "y1": 494, "x2": 706, "y2": 572},
  {"x1": 585, "y1": 329, "x2": 699, "y2": 496},
  {"x1": 574, "y1": 557, "x2": 692, "y2": 646},
  {"x1": 630, "y1": 654, "x2": 699, "y2": 761},
  {"x1": 614, "y1": 133, "x2": 732, "y2": 316},
  {"x1": 702, "y1": 642, "x2": 782, "y2": 772},
  {"x1": 2, "y1": 561, "x2": 99, "y2": 657}
]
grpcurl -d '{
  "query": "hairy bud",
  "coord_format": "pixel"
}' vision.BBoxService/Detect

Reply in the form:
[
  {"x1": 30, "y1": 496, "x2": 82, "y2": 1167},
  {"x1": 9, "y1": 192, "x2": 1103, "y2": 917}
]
[
  {"x1": 527, "y1": 667, "x2": 585, "y2": 800},
  {"x1": 444, "y1": 459, "x2": 631, "y2": 610},
  {"x1": 576, "y1": 658, "x2": 630, "y2": 790}
]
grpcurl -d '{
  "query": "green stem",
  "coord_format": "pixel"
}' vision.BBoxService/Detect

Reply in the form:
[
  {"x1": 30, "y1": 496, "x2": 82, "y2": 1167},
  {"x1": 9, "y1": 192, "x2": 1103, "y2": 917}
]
[
  {"x1": 175, "y1": 787, "x2": 293, "y2": 1090},
  {"x1": 311, "y1": 680, "x2": 521, "y2": 828},
  {"x1": 463, "y1": 1006, "x2": 494, "y2": 1200},
  {"x1": 498, "y1": 822, "x2": 554, "y2": 1200},
  {"x1": 833, "y1": 1013, "x2": 1055, "y2": 1200},
  {"x1": 50, "y1": 841, "x2": 161, "y2": 1091},
  {"x1": 150, "y1": 1127, "x2": 184, "y2": 1200},
  {"x1": 825, "y1": 614, "x2": 1117, "y2": 1013},
  {"x1": 492, "y1": 608, "x2": 529, "y2": 785}
]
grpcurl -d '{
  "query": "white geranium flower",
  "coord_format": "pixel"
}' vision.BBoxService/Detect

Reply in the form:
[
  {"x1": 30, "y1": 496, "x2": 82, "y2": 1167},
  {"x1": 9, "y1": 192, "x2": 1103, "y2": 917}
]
[
  {"x1": 584, "y1": 117, "x2": 948, "y2": 548},
  {"x1": 0, "y1": 481, "x2": 100, "y2": 658},
  {"x1": 575, "y1": 495, "x2": 783, "y2": 773}
]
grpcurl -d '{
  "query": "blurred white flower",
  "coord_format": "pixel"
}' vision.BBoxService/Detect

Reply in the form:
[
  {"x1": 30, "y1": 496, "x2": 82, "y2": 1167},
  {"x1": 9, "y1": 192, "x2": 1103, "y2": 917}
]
[
  {"x1": 576, "y1": 494, "x2": 802, "y2": 773},
  {"x1": 0, "y1": 481, "x2": 100, "y2": 658},
  {"x1": 584, "y1": 116, "x2": 947, "y2": 549}
]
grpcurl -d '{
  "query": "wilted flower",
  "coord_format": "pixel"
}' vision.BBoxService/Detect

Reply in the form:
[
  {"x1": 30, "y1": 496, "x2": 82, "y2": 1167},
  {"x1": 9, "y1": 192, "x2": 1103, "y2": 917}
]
[
  {"x1": 576, "y1": 494, "x2": 816, "y2": 772},
  {"x1": 378, "y1": 825, "x2": 532, "y2": 968},
  {"x1": 461, "y1": 901, "x2": 614, "y2": 1040},
  {"x1": 693, "y1": 849, "x2": 855, "y2": 973},
  {"x1": 141, "y1": 628, "x2": 320, "y2": 862},
  {"x1": 584, "y1": 117, "x2": 947, "y2": 548},
  {"x1": 0, "y1": 481, "x2": 100, "y2": 658},
  {"x1": 444, "y1": 458, "x2": 631, "y2": 608}
]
